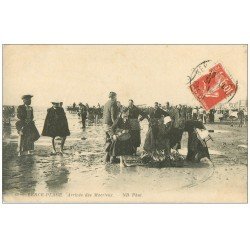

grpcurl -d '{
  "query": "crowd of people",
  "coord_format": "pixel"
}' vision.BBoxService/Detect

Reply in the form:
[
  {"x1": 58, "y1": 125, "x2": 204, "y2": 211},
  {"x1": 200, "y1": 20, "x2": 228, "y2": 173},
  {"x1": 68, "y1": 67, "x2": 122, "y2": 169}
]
[
  {"x1": 9, "y1": 92, "x2": 246, "y2": 168},
  {"x1": 2, "y1": 106, "x2": 16, "y2": 139},
  {"x1": 102, "y1": 92, "x2": 211, "y2": 167},
  {"x1": 69, "y1": 100, "x2": 248, "y2": 129},
  {"x1": 68, "y1": 102, "x2": 217, "y2": 125}
]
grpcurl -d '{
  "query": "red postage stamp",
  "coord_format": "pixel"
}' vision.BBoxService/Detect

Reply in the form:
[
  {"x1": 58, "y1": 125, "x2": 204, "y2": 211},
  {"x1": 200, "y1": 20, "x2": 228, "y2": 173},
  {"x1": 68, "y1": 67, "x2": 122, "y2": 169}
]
[{"x1": 189, "y1": 63, "x2": 237, "y2": 110}]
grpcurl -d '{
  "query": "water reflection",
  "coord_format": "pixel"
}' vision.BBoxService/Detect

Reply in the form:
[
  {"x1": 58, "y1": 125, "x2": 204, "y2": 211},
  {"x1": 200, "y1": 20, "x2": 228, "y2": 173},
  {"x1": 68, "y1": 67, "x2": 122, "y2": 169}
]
[
  {"x1": 105, "y1": 164, "x2": 122, "y2": 175},
  {"x1": 45, "y1": 167, "x2": 69, "y2": 191},
  {"x1": 2, "y1": 155, "x2": 38, "y2": 195},
  {"x1": 3, "y1": 124, "x2": 11, "y2": 139},
  {"x1": 44, "y1": 156, "x2": 70, "y2": 191}
]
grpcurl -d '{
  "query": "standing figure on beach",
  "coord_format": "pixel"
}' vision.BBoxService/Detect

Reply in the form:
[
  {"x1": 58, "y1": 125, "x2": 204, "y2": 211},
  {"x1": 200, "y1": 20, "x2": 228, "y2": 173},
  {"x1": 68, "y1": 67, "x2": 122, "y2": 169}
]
[
  {"x1": 16, "y1": 95, "x2": 40, "y2": 156},
  {"x1": 42, "y1": 102, "x2": 70, "y2": 155},
  {"x1": 78, "y1": 102, "x2": 88, "y2": 128},
  {"x1": 143, "y1": 102, "x2": 170, "y2": 160},
  {"x1": 192, "y1": 107, "x2": 198, "y2": 120},
  {"x1": 237, "y1": 108, "x2": 245, "y2": 127},
  {"x1": 94, "y1": 103, "x2": 102, "y2": 124},
  {"x1": 116, "y1": 101, "x2": 122, "y2": 115},
  {"x1": 168, "y1": 106, "x2": 185, "y2": 151},
  {"x1": 103, "y1": 92, "x2": 119, "y2": 163},
  {"x1": 209, "y1": 109, "x2": 215, "y2": 123},
  {"x1": 128, "y1": 99, "x2": 147, "y2": 155}
]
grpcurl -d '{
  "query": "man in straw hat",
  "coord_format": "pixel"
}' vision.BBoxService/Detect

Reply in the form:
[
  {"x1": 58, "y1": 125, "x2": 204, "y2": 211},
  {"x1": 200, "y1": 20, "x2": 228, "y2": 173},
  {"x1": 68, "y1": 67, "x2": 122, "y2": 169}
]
[
  {"x1": 16, "y1": 95, "x2": 40, "y2": 156},
  {"x1": 103, "y1": 91, "x2": 119, "y2": 163}
]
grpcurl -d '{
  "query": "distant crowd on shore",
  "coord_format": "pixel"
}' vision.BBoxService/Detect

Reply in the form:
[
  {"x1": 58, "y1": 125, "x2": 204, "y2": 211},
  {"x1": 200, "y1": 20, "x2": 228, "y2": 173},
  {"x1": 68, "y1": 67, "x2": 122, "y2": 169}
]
[{"x1": 66, "y1": 101, "x2": 247, "y2": 127}]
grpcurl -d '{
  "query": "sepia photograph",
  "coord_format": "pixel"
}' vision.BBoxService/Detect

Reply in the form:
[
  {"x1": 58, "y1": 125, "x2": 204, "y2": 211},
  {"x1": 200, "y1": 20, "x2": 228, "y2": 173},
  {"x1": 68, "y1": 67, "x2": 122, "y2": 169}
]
[{"x1": 2, "y1": 44, "x2": 248, "y2": 203}]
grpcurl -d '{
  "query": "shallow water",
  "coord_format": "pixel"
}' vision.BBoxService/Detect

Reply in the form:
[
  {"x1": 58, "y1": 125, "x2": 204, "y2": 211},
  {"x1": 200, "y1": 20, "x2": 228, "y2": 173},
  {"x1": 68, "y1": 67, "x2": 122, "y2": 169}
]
[{"x1": 3, "y1": 108, "x2": 215, "y2": 199}]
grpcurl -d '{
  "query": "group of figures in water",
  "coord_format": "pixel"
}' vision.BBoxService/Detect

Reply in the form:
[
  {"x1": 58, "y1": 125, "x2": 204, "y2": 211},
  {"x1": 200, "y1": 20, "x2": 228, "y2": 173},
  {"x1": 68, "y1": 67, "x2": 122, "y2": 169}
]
[
  {"x1": 12, "y1": 92, "x2": 211, "y2": 168},
  {"x1": 103, "y1": 92, "x2": 210, "y2": 167}
]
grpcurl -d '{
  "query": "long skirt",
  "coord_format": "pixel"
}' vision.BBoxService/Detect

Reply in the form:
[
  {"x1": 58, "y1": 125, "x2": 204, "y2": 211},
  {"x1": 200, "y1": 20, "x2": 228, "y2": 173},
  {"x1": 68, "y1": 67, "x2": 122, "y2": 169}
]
[
  {"x1": 109, "y1": 138, "x2": 134, "y2": 157},
  {"x1": 143, "y1": 124, "x2": 169, "y2": 152},
  {"x1": 19, "y1": 123, "x2": 40, "y2": 152},
  {"x1": 130, "y1": 130, "x2": 141, "y2": 148},
  {"x1": 169, "y1": 128, "x2": 183, "y2": 149}
]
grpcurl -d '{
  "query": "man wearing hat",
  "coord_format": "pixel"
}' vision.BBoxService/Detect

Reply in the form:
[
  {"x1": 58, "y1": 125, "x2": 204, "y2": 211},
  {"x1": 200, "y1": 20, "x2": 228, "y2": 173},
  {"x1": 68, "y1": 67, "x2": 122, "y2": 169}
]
[
  {"x1": 16, "y1": 95, "x2": 40, "y2": 156},
  {"x1": 103, "y1": 91, "x2": 119, "y2": 163},
  {"x1": 42, "y1": 101, "x2": 70, "y2": 155}
]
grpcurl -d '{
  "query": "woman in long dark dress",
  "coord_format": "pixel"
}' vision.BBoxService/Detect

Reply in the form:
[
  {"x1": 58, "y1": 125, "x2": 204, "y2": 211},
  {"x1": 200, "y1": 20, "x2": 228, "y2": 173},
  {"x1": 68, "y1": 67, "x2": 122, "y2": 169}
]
[
  {"x1": 184, "y1": 120, "x2": 210, "y2": 162},
  {"x1": 42, "y1": 102, "x2": 70, "y2": 155},
  {"x1": 168, "y1": 106, "x2": 185, "y2": 150},
  {"x1": 16, "y1": 95, "x2": 40, "y2": 156},
  {"x1": 142, "y1": 103, "x2": 170, "y2": 163},
  {"x1": 109, "y1": 107, "x2": 134, "y2": 167}
]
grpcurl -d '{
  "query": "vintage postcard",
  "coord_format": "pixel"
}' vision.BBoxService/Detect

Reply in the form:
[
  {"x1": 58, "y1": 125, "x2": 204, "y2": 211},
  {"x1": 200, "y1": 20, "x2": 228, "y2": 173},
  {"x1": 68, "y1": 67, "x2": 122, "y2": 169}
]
[{"x1": 2, "y1": 45, "x2": 248, "y2": 203}]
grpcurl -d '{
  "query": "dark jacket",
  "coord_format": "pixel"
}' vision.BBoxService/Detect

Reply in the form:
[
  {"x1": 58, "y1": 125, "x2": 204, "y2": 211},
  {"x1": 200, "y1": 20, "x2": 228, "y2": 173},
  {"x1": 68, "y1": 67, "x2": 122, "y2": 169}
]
[
  {"x1": 149, "y1": 107, "x2": 169, "y2": 119},
  {"x1": 16, "y1": 104, "x2": 34, "y2": 131},
  {"x1": 17, "y1": 104, "x2": 34, "y2": 120},
  {"x1": 16, "y1": 104, "x2": 40, "y2": 141},
  {"x1": 103, "y1": 100, "x2": 119, "y2": 126},
  {"x1": 78, "y1": 106, "x2": 88, "y2": 118},
  {"x1": 128, "y1": 105, "x2": 147, "y2": 120},
  {"x1": 42, "y1": 107, "x2": 70, "y2": 137}
]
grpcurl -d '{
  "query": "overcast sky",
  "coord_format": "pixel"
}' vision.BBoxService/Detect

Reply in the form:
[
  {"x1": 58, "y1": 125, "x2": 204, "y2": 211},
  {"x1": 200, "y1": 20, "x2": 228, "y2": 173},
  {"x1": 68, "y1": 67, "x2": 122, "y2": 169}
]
[{"x1": 3, "y1": 45, "x2": 247, "y2": 107}]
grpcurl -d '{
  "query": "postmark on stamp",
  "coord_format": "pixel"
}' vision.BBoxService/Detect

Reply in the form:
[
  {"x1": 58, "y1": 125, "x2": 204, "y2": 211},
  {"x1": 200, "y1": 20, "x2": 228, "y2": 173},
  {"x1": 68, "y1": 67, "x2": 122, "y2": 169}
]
[{"x1": 188, "y1": 62, "x2": 237, "y2": 110}]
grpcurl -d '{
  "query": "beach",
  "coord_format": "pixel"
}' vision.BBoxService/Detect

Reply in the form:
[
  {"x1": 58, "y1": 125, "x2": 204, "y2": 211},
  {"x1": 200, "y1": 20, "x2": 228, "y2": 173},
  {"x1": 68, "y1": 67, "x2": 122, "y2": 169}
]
[{"x1": 2, "y1": 108, "x2": 248, "y2": 203}]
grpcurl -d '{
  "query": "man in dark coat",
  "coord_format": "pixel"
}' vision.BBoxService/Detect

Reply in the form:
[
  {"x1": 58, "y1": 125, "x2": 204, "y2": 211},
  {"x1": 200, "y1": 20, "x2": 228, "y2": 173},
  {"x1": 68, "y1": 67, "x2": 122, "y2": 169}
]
[
  {"x1": 148, "y1": 102, "x2": 169, "y2": 140},
  {"x1": 128, "y1": 99, "x2": 147, "y2": 155},
  {"x1": 42, "y1": 102, "x2": 70, "y2": 155},
  {"x1": 103, "y1": 92, "x2": 119, "y2": 163},
  {"x1": 168, "y1": 106, "x2": 185, "y2": 150},
  {"x1": 149, "y1": 102, "x2": 169, "y2": 119},
  {"x1": 16, "y1": 95, "x2": 40, "y2": 156},
  {"x1": 238, "y1": 108, "x2": 245, "y2": 127},
  {"x1": 78, "y1": 102, "x2": 88, "y2": 128},
  {"x1": 209, "y1": 109, "x2": 215, "y2": 123}
]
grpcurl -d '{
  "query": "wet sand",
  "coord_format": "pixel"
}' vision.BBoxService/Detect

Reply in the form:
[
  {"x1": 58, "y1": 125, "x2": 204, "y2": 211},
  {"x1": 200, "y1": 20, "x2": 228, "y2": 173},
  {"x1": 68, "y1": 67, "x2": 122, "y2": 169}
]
[{"x1": 2, "y1": 112, "x2": 248, "y2": 203}]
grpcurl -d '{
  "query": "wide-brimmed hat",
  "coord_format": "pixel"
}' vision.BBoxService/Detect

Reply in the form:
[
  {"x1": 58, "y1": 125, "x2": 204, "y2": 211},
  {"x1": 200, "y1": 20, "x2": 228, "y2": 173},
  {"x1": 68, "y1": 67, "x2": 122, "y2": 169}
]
[
  {"x1": 51, "y1": 101, "x2": 61, "y2": 104},
  {"x1": 21, "y1": 94, "x2": 33, "y2": 100}
]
